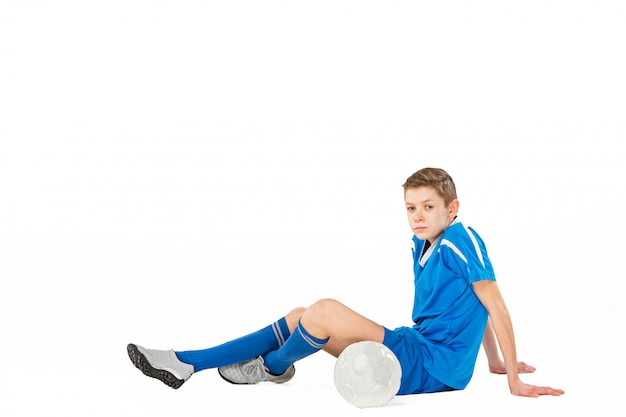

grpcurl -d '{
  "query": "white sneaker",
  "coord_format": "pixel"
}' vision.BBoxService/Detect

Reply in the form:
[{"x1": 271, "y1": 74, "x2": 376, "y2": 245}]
[
  {"x1": 218, "y1": 356, "x2": 295, "y2": 385},
  {"x1": 127, "y1": 343, "x2": 194, "y2": 389}
]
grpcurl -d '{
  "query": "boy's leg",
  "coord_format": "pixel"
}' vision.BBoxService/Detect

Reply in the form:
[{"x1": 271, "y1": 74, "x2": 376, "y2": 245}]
[
  {"x1": 218, "y1": 298, "x2": 385, "y2": 384},
  {"x1": 302, "y1": 298, "x2": 386, "y2": 357},
  {"x1": 176, "y1": 316, "x2": 292, "y2": 371},
  {"x1": 128, "y1": 309, "x2": 302, "y2": 388},
  {"x1": 263, "y1": 319, "x2": 329, "y2": 374},
  {"x1": 218, "y1": 318, "x2": 329, "y2": 384}
]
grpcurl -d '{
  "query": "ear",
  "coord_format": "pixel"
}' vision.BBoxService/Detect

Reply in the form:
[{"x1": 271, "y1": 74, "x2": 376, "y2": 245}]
[{"x1": 448, "y1": 199, "x2": 460, "y2": 218}]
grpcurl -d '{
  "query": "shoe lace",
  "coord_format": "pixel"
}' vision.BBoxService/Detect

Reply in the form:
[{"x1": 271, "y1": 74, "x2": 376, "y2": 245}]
[{"x1": 240, "y1": 357, "x2": 267, "y2": 382}]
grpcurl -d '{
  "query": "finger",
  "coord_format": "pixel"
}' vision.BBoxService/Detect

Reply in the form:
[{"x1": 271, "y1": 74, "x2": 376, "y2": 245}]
[{"x1": 546, "y1": 387, "x2": 565, "y2": 396}]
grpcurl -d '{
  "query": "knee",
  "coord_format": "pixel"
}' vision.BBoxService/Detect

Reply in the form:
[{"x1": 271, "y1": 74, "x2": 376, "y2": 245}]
[
  {"x1": 284, "y1": 299, "x2": 340, "y2": 331},
  {"x1": 285, "y1": 307, "x2": 307, "y2": 331},
  {"x1": 305, "y1": 298, "x2": 340, "y2": 323}
]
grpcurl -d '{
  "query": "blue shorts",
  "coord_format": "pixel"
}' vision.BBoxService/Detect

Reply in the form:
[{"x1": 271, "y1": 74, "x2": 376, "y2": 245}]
[{"x1": 382, "y1": 326, "x2": 453, "y2": 395}]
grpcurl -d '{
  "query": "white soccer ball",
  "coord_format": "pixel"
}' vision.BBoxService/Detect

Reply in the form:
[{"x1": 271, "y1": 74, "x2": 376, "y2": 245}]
[{"x1": 333, "y1": 341, "x2": 402, "y2": 408}]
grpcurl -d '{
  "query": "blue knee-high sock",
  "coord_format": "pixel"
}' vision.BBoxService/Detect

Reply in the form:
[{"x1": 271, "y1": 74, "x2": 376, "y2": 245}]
[
  {"x1": 175, "y1": 318, "x2": 290, "y2": 372},
  {"x1": 263, "y1": 319, "x2": 329, "y2": 375}
]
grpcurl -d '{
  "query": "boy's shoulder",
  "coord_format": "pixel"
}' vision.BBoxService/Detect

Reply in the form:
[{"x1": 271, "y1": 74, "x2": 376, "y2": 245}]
[
  {"x1": 443, "y1": 219, "x2": 470, "y2": 238},
  {"x1": 441, "y1": 220, "x2": 486, "y2": 249}
]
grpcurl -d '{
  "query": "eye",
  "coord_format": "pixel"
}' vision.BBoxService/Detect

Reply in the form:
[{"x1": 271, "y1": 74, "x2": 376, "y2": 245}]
[
  {"x1": 407, "y1": 206, "x2": 415, "y2": 212},
  {"x1": 425, "y1": 205, "x2": 434, "y2": 210}
]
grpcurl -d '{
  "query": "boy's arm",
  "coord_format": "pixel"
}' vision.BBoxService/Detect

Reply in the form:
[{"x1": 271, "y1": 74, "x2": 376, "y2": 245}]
[
  {"x1": 482, "y1": 317, "x2": 536, "y2": 374},
  {"x1": 482, "y1": 317, "x2": 504, "y2": 372},
  {"x1": 473, "y1": 280, "x2": 564, "y2": 397}
]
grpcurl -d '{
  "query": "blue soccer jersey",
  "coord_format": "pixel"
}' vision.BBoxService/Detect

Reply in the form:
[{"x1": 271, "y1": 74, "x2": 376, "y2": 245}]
[{"x1": 410, "y1": 219, "x2": 496, "y2": 389}]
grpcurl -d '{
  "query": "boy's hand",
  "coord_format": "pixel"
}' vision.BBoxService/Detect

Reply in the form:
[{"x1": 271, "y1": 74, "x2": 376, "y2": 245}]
[
  {"x1": 489, "y1": 359, "x2": 536, "y2": 374},
  {"x1": 510, "y1": 380, "x2": 565, "y2": 397}
]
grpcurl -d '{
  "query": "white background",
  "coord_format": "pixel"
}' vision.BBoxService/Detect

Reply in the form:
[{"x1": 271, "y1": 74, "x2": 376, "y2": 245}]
[{"x1": 1, "y1": 1, "x2": 624, "y2": 416}]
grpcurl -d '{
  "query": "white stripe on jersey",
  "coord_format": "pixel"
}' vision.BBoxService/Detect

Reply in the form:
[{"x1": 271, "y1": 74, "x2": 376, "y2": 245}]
[
  {"x1": 439, "y1": 226, "x2": 485, "y2": 268},
  {"x1": 464, "y1": 225, "x2": 485, "y2": 267},
  {"x1": 440, "y1": 239, "x2": 467, "y2": 263}
]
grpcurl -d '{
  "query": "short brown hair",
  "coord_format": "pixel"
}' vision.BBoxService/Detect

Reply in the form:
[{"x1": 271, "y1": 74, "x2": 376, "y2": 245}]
[{"x1": 402, "y1": 167, "x2": 458, "y2": 205}]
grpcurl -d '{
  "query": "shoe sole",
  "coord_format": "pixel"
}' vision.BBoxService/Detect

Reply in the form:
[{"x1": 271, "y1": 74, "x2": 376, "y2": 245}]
[
  {"x1": 270, "y1": 366, "x2": 296, "y2": 384},
  {"x1": 127, "y1": 343, "x2": 185, "y2": 389},
  {"x1": 217, "y1": 365, "x2": 295, "y2": 385}
]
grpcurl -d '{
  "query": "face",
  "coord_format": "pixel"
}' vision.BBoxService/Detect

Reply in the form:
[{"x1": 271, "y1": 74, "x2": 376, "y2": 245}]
[{"x1": 405, "y1": 186, "x2": 459, "y2": 243}]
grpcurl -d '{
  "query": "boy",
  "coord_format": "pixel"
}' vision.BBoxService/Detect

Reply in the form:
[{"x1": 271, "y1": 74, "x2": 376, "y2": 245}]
[{"x1": 128, "y1": 167, "x2": 564, "y2": 397}]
